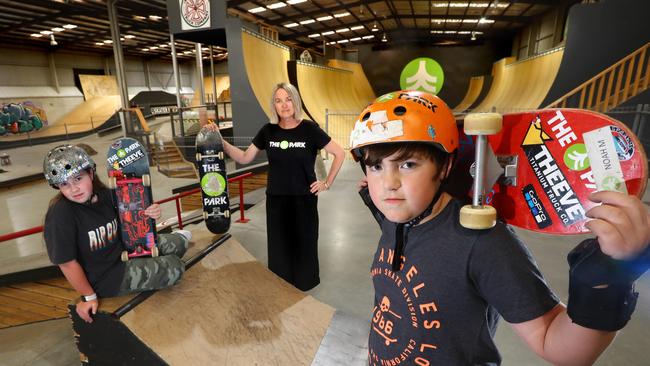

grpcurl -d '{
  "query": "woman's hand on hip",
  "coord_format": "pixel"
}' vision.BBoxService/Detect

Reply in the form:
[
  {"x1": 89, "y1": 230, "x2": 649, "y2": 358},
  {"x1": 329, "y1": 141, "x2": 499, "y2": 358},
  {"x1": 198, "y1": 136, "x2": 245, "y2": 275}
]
[{"x1": 310, "y1": 180, "x2": 329, "y2": 195}]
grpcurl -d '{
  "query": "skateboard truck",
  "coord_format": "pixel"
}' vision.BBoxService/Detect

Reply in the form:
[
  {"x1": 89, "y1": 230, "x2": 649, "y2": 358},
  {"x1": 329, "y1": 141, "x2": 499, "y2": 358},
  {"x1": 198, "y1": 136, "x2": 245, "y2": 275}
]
[
  {"x1": 460, "y1": 113, "x2": 503, "y2": 230},
  {"x1": 203, "y1": 208, "x2": 230, "y2": 220},
  {"x1": 469, "y1": 152, "x2": 519, "y2": 187}
]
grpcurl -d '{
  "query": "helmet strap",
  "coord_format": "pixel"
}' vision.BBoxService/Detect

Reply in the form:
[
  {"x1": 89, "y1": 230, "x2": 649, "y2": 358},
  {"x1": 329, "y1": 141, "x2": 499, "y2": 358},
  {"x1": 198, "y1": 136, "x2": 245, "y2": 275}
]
[
  {"x1": 391, "y1": 155, "x2": 453, "y2": 272},
  {"x1": 83, "y1": 168, "x2": 97, "y2": 205}
]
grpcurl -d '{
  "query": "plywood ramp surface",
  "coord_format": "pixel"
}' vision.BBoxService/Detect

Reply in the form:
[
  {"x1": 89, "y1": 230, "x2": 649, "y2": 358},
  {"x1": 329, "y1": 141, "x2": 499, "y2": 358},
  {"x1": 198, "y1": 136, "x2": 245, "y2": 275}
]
[
  {"x1": 118, "y1": 234, "x2": 335, "y2": 365},
  {"x1": 79, "y1": 75, "x2": 119, "y2": 100},
  {"x1": 327, "y1": 59, "x2": 376, "y2": 105},
  {"x1": 473, "y1": 48, "x2": 564, "y2": 112},
  {"x1": 0, "y1": 95, "x2": 120, "y2": 141},
  {"x1": 453, "y1": 76, "x2": 484, "y2": 113},
  {"x1": 192, "y1": 76, "x2": 231, "y2": 106},
  {"x1": 242, "y1": 29, "x2": 291, "y2": 119},
  {"x1": 296, "y1": 62, "x2": 374, "y2": 124}
]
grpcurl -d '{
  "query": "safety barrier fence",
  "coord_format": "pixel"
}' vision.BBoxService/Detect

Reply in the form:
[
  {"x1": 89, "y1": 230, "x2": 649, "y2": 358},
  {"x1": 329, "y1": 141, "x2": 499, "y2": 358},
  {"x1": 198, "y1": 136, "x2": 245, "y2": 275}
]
[{"x1": 0, "y1": 172, "x2": 253, "y2": 244}]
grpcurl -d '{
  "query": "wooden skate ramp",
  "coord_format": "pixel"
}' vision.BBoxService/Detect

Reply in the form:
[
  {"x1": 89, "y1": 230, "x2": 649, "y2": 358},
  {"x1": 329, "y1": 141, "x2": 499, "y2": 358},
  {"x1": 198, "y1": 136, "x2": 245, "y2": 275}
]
[
  {"x1": 326, "y1": 59, "x2": 376, "y2": 106},
  {"x1": 79, "y1": 75, "x2": 119, "y2": 100},
  {"x1": 0, "y1": 95, "x2": 120, "y2": 142},
  {"x1": 241, "y1": 29, "x2": 291, "y2": 119},
  {"x1": 453, "y1": 76, "x2": 484, "y2": 113},
  {"x1": 473, "y1": 48, "x2": 563, "y2": 112},
  {"x1": 71, "y1": 231, "x2": 336, "y2": 365},
  {"x1": 191, "y1": 75, "x2": 231, "y2": 106},
  {"x1": 293, "y1": 61, "x2": 374, "y2": 127}
]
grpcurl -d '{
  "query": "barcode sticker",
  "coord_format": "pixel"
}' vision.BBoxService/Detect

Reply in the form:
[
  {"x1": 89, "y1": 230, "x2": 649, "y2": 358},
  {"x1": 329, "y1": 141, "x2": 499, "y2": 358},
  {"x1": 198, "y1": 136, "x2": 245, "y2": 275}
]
[{"x1": 583, "y1": 127, "x2": 627, "y2": 194}]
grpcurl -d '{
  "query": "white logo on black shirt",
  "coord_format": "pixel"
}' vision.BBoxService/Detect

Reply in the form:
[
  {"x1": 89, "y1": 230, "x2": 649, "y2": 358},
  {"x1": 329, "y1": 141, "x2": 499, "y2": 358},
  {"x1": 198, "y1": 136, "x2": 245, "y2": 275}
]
[
  {"x1": 88, "y1": 219, "x2": 118, "y2": 251},
  {"x1": 269, "y1": 140, "x2": 306, "y2": 149}
]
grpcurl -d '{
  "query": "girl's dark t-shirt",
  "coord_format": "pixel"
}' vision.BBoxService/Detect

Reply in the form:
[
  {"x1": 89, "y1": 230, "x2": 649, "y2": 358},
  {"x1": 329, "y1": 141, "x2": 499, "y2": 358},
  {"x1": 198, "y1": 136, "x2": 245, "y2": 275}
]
[
  {"x1": 44, "y1": 188, "x2": 125, "y2": 297},
  {"x1": 252, "y1": 120, "x2": 331, "y2": 195}
]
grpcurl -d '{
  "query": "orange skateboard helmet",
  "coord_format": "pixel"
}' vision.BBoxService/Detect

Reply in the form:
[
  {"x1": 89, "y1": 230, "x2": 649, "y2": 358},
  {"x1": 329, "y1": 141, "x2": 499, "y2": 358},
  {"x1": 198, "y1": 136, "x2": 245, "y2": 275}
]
[{"x1": 350, "y1": 90, "x2": 458, "y2": 160}]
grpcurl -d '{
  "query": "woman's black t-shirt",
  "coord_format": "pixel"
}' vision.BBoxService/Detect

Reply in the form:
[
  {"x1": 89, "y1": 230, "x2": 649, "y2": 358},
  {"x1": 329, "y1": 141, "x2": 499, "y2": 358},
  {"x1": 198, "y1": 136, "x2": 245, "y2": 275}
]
[
  {"x1": 252, "y1": 120, "x2": 331, "y2": 195},
  {"x1": 44, "y1": 188, "x2": 125, "y2": 297}
]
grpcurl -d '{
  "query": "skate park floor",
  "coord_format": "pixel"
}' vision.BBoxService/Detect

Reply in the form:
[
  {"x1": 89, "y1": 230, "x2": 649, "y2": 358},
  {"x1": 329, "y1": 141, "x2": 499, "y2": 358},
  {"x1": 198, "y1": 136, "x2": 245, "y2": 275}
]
[{"x1": 1, "y1": 150, "x2": 650, "y2": 364}]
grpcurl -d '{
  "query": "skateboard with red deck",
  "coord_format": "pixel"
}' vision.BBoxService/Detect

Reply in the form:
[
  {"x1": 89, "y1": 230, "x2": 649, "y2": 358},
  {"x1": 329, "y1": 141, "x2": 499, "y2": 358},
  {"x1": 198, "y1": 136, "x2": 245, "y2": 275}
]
[
  {"x1": 106, "y1": 137, "x2": 158, "y2": 260},
  {"x1": 451, "y1": 109, "x2": 647, "y2": 234}
]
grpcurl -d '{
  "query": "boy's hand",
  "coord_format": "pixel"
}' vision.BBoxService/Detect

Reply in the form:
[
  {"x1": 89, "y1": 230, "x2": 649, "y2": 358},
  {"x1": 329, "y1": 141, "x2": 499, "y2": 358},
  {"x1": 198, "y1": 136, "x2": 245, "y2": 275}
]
[
  {"x1": 585, "y1": 191, "x2": 650, "y2": 260},
  {"x1": 76, "y1": 299, "x2": 98, "y2": 323},
  {"x1": 144, "y1": 204, "x2": 161, "y2": 220}
]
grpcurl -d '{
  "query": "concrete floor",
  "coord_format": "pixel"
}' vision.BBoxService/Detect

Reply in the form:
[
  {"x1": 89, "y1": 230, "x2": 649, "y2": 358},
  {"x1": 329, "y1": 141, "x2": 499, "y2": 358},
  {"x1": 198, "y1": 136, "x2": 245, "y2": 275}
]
[{"x1": 1, "y1": 130, "x2": 649, "y2": 365}]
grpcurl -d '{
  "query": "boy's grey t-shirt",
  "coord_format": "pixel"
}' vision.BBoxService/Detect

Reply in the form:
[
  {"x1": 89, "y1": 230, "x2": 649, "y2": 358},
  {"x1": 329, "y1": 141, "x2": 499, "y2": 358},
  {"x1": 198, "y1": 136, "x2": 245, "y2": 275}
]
[{"x1": 368, "y1": 199, "x2": 559, "y2": 365}]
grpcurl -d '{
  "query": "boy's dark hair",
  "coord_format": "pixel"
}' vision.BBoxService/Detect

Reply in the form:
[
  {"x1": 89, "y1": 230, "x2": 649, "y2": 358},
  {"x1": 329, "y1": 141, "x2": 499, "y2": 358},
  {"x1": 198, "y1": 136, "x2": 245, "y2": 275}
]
[{"x1": 362, "y1": 142, "x2": 450, "y2": 171}]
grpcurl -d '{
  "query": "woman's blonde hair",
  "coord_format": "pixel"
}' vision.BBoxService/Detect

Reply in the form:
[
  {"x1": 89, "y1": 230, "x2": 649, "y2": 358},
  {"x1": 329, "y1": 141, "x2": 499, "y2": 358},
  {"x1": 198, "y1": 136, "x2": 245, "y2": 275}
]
[{"x1": 269, "y1": 82, "x2": 303, "y2": 124}]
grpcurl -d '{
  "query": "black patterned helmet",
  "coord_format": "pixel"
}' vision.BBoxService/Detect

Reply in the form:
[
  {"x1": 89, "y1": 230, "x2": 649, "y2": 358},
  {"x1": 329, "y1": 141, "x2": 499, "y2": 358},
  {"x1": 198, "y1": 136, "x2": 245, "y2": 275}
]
[{"x1": 43, "y1": 145, "x2": 95, "y2": 187}]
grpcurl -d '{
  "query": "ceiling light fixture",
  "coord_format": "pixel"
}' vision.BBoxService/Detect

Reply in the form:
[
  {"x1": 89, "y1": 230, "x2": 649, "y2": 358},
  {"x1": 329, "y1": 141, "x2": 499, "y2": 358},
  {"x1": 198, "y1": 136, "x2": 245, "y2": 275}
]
[
  {"x1": 267, "y1": 2, "x2": 287, "y2": 10},
  {"x1": 49, "y1": 34, "x2": 58, "y2": 46},
  {"x1": 248, "y1": 7, "x2": 266, "y2": 13},
  {"x1": 381, "y1": 33, "x2": 387, "y2": 42}
]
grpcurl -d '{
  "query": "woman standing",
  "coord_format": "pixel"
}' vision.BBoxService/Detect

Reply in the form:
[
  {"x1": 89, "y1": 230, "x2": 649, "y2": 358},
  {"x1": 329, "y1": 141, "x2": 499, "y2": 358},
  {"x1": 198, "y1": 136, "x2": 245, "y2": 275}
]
[{"x1": 223, "y1": 82, "x2": 345, "y2": 291}]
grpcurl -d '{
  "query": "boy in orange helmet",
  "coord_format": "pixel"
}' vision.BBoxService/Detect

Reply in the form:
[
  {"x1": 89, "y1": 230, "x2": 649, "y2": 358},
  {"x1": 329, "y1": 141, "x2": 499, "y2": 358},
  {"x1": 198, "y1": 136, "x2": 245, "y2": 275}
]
[{"x1": 351, "y1": 90, "x2": 650, "y2": 365}]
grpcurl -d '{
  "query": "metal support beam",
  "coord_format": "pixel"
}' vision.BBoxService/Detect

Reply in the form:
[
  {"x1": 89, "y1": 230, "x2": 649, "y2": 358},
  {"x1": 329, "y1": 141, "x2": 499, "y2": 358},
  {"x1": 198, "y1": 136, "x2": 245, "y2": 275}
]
[
  {"x1": 143, "y1": 60, "x2": 151, "y2": 91},
  {"x1": 195, "y1": 43, "x2": 205, "y2": 106},
  {"x1": 48, "y1": 53, "x2": 60, "y2": 93},
  {"x1": 170, "y1": 32, "x2": 183, "y2": 109},
  {"x1": 107, "y1": 0, "x2": 130, "y2": 137},
  {"x1": 210, "y1": 45, "x2": 217, "y2": 104}
]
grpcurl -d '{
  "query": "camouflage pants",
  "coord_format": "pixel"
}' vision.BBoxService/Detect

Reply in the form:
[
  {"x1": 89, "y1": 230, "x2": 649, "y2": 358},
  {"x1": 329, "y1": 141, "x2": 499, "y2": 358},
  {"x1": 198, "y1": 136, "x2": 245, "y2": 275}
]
[{"x1": 117, "y1": 233, "x2": 188, "y2": 296}]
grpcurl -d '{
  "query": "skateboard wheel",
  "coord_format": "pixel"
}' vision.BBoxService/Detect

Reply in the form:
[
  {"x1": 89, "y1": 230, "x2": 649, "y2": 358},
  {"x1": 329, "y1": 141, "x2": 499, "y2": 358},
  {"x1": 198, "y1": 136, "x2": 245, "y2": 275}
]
[
  {"x1": 203, "y1": 211, "x2": 209, "y2": 220},
  {"x1": 224, "y1": 210, "x2": 230, "y2": 218},
  {"x1": 195, "y1": 152, "x2": 202, "y2": 162},
  {"x1": 151, "y1": 246, "x2": 159, "y2": 257},
  {"x1": 121, "y1": 251, "x2": 129, "y2": 262},
  {"x1": 108, "y1": 177, "x2": 117, "y2": 189},
  {"x1": 464, "y1": 113, "x2": 502, "y2": 135},
  {"x1": 142, "y1": 174, "x2": 151, "y2": 187},
  {"x1": 459, "y1": 204, "x2": 497, "y2": 230},
  {"x1": 218, "y1": 152, "x2": 224, "y2": 160}
]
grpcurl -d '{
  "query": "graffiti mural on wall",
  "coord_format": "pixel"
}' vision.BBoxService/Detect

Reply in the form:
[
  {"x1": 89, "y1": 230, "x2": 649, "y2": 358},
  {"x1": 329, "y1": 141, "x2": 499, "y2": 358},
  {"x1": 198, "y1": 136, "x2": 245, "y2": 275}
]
[{"x1": 0, "y1": 101, "x2": 47, "y2": 135}]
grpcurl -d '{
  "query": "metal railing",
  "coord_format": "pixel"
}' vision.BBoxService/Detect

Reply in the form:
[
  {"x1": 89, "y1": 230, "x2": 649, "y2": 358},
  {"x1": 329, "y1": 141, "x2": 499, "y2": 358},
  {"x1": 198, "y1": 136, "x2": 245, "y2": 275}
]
[
  {"x1": 547, "y1": 42, "x2": 650, "y2": 111},
  {"x1": 0, "y1": 172, "x2": 254, "y2": 244},
  {"x1": 324, "y1": 109, "x2": 359, "y2": 159}
]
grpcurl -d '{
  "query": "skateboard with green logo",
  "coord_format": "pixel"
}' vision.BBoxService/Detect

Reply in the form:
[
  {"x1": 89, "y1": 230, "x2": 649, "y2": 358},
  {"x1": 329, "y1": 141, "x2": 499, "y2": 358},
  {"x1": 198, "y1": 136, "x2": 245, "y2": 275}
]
[
  {"x1": 448, "y1": 109, "x2": 647, "y2": 234},
  {"x1": 195, "y1": 124, "x2": 230, "y2": 234},
  {"x1": 106, "y1": 137, "x2": 158, "y2": 261}
]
